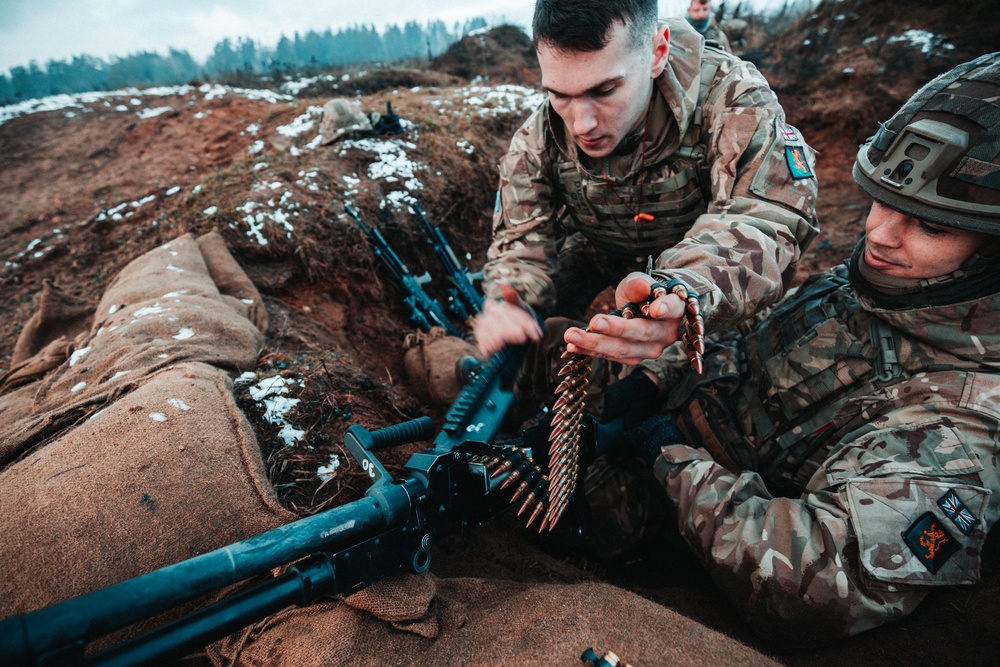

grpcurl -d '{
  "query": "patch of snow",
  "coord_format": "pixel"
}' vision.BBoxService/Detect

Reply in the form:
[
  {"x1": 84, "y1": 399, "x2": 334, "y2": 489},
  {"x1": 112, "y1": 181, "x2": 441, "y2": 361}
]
[{"x1": 69, "y1": 347, "x2": 91, "y2": 367}]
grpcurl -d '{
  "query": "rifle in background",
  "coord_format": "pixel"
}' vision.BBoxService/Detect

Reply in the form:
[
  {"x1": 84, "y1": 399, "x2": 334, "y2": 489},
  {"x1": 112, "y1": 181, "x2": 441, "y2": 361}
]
[
  {"x1": 345, "y1": 203, "x2": 461, "y2": 336},
  {"x1": 411, "y1": 203, "x2": 483, "y2": 320}
]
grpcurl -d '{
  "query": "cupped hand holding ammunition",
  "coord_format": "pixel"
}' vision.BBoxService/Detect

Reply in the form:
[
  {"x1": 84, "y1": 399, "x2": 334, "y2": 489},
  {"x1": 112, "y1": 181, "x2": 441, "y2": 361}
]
[{"x1": 563, "y1": 272, "x2": 687, "y2": 366}]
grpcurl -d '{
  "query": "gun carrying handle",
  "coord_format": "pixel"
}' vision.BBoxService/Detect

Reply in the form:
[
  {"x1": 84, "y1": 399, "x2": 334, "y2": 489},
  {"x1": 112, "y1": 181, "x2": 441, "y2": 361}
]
[
  {"x1": 345, "y1": 417, "x2": 436, "y2": 488},
  {"x1": 368, "y1": 416, "x2": 435, "y2": 450}
]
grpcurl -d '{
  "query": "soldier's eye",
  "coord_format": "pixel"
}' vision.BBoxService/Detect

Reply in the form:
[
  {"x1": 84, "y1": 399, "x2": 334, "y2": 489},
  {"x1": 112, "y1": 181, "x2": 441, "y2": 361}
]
[{"x1": 919, "y1": 221, "x2": 948, "y2": 236}]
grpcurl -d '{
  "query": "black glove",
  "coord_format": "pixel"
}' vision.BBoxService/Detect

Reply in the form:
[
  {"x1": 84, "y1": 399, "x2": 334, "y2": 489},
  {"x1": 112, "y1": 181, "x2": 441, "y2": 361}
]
[
  {"x1": 600, "y1": 371, "x2": 659, "y2": 428},
  {"x1": 626, "y1": 412, "x2": 686, "y2": 466}
]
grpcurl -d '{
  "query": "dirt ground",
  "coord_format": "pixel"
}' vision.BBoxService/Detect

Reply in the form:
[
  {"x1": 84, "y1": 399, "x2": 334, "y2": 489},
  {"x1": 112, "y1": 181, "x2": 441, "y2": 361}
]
[{"x1": 2, "y1": 6, "x2": 999, "y2": 665}]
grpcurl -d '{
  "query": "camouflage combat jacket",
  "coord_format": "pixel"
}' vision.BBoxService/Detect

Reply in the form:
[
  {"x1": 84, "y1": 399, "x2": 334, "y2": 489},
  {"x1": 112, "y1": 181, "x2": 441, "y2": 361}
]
[
  {"x1": 652, "y1": 263, "x2": 1000, "y2": 645},
  {"x1": 482, "y1": 18, "x2": 818, "y2": 333}
]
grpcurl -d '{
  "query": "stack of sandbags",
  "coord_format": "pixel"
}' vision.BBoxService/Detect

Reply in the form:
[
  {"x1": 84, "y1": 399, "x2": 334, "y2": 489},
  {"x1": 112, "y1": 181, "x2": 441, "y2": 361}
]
[{"x1": 0, "y1": 232, "x2": 295, "y2": 619}]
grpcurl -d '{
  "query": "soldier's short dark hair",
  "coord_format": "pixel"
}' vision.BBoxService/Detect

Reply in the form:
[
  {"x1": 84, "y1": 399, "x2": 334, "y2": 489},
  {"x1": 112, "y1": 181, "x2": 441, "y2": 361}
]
[{"x1": 532, "y1": 0, "x2": 659, "y2": 53}]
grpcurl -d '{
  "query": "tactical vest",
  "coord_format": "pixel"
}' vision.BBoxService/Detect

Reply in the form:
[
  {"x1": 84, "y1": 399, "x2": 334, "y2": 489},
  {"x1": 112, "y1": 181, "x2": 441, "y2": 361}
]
[
  {"x1": 549, "y1": 52, "x2": 725, "y2": 260},
  {"x1": 667, "y1": 265, "x2": 991, "y2": 495}
]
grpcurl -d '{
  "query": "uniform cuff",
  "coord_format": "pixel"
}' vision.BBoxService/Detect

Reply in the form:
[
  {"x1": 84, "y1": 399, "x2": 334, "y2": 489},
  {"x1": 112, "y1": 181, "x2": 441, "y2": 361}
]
[{"x1": 659, "y1": 444, "x2": 715, "y2": 466}]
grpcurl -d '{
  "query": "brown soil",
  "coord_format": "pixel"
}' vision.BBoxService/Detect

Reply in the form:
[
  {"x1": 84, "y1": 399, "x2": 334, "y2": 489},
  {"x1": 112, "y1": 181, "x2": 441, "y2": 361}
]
[{"x1": 2, "y1": 12, "x2": 998, "y2": 665}]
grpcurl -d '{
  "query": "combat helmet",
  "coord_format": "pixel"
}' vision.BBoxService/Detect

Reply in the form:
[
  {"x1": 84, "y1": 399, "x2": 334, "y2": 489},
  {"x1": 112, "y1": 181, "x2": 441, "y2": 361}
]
[
  {"x1": 319, "y1": 98, "x2": 373, "y2": 145},
  {"x1": 853, "y1": 52, "x2": 1000, "y2": 235}
]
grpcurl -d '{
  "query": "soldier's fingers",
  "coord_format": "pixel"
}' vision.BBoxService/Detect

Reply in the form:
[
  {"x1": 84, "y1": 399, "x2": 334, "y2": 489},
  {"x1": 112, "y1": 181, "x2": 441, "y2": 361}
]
[
  {"x1": 500, "y1": 283, "x2": 526, "y2": 308},
  {"x1": 565, "y1": 330, "x2": 666, "y2": 364},
  {"x1": 563, "y1": 315, "x2": 680, "y2": 359},
  {"x1": 647, "y1": 293, "x2": 686, "y2": 320},
  {"x1": 614, "y1": 272, "x2": 657, "y2": 306},
  {"x1": 586, "y1": 313, "x2": 678, "y2": 344},
  {"x1": 474, "y1": 307, "x2": 541, "y2": 357}
]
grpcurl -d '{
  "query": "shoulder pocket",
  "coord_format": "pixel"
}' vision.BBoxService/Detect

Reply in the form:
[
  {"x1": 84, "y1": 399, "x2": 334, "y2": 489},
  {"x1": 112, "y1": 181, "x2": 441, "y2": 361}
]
[
  {"x1": 845, "y1": 478, "x2": 988, "y2": 588},
  {"x1": 747, "y1": 118, "x2": 817, "y2": 218}
]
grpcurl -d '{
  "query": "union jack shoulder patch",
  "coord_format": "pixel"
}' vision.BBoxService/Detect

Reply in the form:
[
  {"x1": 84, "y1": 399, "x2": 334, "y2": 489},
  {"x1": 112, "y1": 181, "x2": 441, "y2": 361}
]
[{"x1": 937, "y1": 489, "x2": 980, "y2": 535}]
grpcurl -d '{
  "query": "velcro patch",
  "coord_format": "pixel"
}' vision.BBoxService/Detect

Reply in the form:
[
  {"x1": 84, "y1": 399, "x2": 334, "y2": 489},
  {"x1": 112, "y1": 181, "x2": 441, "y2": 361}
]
[
  {"x1": 903, "y1": 512, "x2": 961, "y2": 574},
  {"x1": 785, "y1": 145, "x2": 814, "y2": 179},
  {"x1": 937, "y1": 488, "x2": 980, "y2": 535}
]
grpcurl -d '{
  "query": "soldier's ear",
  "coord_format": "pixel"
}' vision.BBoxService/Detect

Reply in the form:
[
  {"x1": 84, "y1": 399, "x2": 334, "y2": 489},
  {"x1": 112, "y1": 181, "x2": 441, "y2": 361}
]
[{"x1": 650, "y1": 25, "x2": 670, "y2": 78}]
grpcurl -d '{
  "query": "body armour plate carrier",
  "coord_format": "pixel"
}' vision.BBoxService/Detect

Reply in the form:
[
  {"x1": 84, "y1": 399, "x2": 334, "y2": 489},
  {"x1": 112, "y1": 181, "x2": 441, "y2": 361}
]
[{"x1": 665, "y1": 265, "x2": 988, "y2": 495}]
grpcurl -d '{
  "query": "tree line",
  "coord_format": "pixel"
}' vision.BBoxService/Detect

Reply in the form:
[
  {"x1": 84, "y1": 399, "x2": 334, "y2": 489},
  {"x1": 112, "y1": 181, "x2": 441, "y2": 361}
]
[{"x1": 0, "y1": 17, "x2": 487, "y2": 106}]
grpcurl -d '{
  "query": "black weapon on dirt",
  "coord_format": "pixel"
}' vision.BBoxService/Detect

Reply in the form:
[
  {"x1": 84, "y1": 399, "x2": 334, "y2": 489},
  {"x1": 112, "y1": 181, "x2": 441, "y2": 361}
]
[
  {"x1": 410, "y1": 203, "x2": 483, "y2": 320},
  {"x1": 344, "y1": 203, "x2": 461, "y2": 336},
  {"x1": 0, "y1": 332, "x2": 626, "y2": 667},
  {"x1": 0, "y1": 339, "x2": 532, "y2": 666}
]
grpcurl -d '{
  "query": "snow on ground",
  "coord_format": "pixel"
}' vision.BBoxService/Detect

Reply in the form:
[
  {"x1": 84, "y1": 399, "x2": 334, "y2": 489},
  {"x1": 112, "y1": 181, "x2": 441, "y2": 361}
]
[{"x1": 0, "y1": 75, "x2": 544, "y2": 486}]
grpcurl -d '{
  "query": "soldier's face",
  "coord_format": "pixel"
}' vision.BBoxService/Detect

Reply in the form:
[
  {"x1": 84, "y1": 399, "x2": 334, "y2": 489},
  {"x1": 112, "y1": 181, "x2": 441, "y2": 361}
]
[
  {"x1": 688, "y1": 2, "x2": 712, "y2": 20},
  {"x1": 538, "y1": 21, "x2": 669, "y2": 158},
  {"x1": 863, "y1": 201, "x2": 987, "y2": 279}
]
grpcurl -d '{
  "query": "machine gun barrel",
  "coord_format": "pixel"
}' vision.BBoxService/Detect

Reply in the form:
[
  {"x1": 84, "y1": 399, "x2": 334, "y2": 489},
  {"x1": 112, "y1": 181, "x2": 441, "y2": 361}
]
[{"x1": 0, "y1": 339, "x2": 533, "y2": 667}]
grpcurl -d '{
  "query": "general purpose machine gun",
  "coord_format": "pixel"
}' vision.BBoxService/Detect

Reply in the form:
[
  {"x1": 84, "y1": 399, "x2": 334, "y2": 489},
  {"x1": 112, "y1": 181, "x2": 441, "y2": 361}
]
[
  {"x1": 411, "y1": 203, "x2": 483, "y2": 320},
  {"x1": 0, "y1": 337, "x2": 625, "y2": 667},
  {"x1": 345, "y1": 203, "x2": 461, "y2": 336}
]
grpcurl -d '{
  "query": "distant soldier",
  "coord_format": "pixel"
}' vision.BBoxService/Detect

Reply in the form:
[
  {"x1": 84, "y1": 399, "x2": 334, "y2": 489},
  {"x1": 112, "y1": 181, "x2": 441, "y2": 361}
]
[
  {"x1": 474, "y1": 0, "x2": 818, "y2": 398},
  {"x1": 685, "y1": 0, "x2": 732, "y2": 53},
  {"x1": 572, "y1": 53, "x2": 1000, "y2": 645}
]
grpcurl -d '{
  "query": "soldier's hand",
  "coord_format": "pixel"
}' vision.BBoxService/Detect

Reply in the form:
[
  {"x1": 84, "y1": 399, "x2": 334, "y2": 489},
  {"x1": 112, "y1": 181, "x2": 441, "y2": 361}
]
[
  {"x1": 563, "y1": 272, "x2": 685, "y2": 365},
  {"x1": 472, "y1": 284, "x2": 543, "y2": 356}
]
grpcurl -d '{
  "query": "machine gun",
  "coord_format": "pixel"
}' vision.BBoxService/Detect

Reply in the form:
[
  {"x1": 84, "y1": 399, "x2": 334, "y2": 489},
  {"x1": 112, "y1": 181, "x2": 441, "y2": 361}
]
[
  {"x1": 411, "y1": 203, "x2": 483, "y2": 320},
  {"x1": 0, "y1": 333, "x2": 625, "y2": 667},
  {"x1": 345, "y1": 203, "x2": 461, "y2": 336}
]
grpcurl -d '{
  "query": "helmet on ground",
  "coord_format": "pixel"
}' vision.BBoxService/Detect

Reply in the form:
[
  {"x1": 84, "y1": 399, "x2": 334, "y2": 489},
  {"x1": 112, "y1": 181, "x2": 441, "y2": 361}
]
[
  {"x1": 853, "y1": 52, "x2": 1000, "y2": 235},
  {"x1": 319, "y1": 98, "x2": 373, "y2": 145}
]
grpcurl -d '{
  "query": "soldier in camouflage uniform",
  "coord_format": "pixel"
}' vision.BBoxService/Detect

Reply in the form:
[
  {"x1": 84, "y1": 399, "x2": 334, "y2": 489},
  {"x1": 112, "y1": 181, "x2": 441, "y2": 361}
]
[
  {"x1": 569, "y1": 53, "x2": 1000, "y2": 645},
  {"x1": 685, "y1": 0, "x2": 732, "y2": 53},
  {"x1": 473, "y1": 0, "x2": 818, "y2": 367}
]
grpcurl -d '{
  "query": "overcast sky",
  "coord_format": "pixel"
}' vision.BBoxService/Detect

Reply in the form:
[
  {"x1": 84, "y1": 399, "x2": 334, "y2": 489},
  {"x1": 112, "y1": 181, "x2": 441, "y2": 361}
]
[{"x1": 0, "y1": 0, "x2": 790, "y2": 75}]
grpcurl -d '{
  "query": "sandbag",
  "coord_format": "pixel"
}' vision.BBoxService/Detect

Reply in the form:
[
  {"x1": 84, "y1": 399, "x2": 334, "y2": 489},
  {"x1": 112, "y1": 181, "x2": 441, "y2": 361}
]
[
  {"x1": 0, "y1": 231, "x2": 296, "y2": 619},
  {"x1": 0, "y1": 232, "x2": 266, "y2": 468},
  {"x1": 208, "y1": 573, "x2": 780, "y2": 666},
  {"x1": 0, "y1": 363, "x2": 296, "y2": 615},
  {"x1": 403, "y1": 327, "x2": 482, "y2": 407}
]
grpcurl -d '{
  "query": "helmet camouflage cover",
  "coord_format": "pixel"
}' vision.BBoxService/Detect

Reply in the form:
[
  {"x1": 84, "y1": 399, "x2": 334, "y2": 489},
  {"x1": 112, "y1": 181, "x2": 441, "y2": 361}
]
[
  {"x1": 319, "y1": 98, "x2": 373, "y2": 145},
  {"x1": 853, "y1": 52, "x2": 1000, "y2": 235}
]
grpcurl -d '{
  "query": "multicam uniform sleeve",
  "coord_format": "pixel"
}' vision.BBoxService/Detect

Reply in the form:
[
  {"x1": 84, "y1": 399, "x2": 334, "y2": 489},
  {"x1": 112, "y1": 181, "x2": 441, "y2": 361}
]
[
  {"x1": 480, "y1": 110, "x2": 563, "y2": 315},
  {"x1": 649, "y1": 57, "x2": 820, "y2": 335},
  {"x1": 653, "y1": 396, "x2": 1000, "y2": 647}
]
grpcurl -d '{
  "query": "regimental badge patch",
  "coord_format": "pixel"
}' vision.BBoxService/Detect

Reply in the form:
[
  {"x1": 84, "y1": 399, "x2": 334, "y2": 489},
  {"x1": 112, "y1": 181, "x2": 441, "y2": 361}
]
[
  {"x1": 903, "y1": 512, "x2": 961, "y2": 574},
  {"x1": 937, "y1": 489, "x2": 980, "y2": 535},
  {"x1": 785, "y1": 145, "x2": 814, "y2": 179}
]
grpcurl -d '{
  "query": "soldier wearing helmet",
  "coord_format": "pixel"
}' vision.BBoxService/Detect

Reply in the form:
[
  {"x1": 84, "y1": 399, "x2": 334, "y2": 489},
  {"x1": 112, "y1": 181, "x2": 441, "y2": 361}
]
[{"x1": 571, "y1": 53, "x2": 1000, "y2": 645}]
